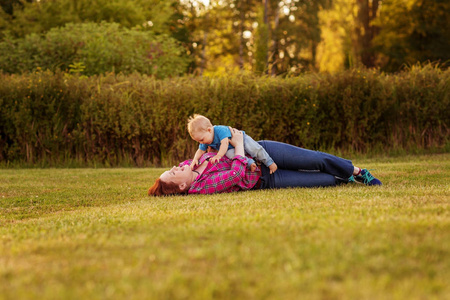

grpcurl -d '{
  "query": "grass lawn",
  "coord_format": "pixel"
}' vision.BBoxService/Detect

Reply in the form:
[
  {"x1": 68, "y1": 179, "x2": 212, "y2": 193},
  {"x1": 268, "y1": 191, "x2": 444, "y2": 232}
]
[{"x1": 1, "y1": 154, "x2": 449, "y2": 299}]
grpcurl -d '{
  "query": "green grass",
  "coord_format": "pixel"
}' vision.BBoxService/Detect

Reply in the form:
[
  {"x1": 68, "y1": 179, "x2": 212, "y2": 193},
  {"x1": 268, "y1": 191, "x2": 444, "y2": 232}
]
[{"x1": 1, "y1": 154, "x2": 449, "y2": 299}]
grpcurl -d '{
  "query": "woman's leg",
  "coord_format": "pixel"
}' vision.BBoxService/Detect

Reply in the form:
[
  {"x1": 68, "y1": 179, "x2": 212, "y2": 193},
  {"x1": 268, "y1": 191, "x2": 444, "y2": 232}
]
[
  {"x1": 259, "y1": 166, "x2": 344, "y2": 189},
  {"x1": 257, "y1": 140, "x2": 354, "y2": 179}
]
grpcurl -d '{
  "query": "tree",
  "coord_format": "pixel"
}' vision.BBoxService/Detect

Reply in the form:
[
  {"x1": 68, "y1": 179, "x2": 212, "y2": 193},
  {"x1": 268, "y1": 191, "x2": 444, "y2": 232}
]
[
  {"x1": 179, "y1": 0, "x2": 330, "y2": 75},
  {"x1": 316, "y1": 0, "x2": 355, "y2": 72},
  {"x1": 0, "y1": 5, "x2": 9, "y2": 39},
  {"x1": 254, "y1": 3, "x2": 269, "y2": 74},
  {"x1": 1, "y1": 0, "x2": 180, "y2": 38},
  {"x1": 372, "y1": 0, "x2": 450, "y2": 71},
  {"x1": 180, "y1": 0, "x2": 259, "y2": 75},
  {"x1": 231, "y1": 0, "x2": 258, "y2": 70},
  {"x1": 0, "y1": 0, "x2": 32, "y2": 16},
  {"x1": 179, "y1": 0, "x2": 217, "y2": 74},
  {"x1": 316, "y1": 0, "x2": 379, "y2": 71},
  {"x1": 0, "y1": 22, "x2": 191, "y2": 78},
  {"x1": 354, "y1": 0, "x2": 380, "y2": 68},
  {"x1": 270, "y1": 0, "x2": 329, "y2": 74}
]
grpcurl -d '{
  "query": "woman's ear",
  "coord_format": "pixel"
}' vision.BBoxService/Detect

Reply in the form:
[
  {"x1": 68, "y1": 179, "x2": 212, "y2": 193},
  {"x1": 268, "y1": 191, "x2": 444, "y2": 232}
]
[{"x1": 179, "y1": 182, "x2": 187, "y2": 191}]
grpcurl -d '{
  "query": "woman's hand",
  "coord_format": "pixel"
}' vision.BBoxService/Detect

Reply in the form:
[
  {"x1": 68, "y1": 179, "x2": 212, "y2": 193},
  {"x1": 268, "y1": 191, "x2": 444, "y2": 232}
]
[
  {"x1": 229, "y1": 127, "x2": 245, "y2": 157},
  {"x1": 229, "y1": 127, "x2": 243, "y2": 146}
]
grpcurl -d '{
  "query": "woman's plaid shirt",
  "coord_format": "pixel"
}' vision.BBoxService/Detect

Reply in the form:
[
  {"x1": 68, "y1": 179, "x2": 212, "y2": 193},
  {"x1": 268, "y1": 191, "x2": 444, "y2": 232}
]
[{"x1": 179, "y1": 152, "x2": 260, "y2": 195}]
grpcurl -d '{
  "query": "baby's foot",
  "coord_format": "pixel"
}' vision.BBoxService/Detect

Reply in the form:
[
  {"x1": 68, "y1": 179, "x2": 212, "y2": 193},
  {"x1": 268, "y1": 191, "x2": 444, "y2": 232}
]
[
  {"x1": 250, "y1": 163, "x2": 257, "y2": 172},
  {"x1": 269, "y1": 163, "x2": 278, "y2": 174}
]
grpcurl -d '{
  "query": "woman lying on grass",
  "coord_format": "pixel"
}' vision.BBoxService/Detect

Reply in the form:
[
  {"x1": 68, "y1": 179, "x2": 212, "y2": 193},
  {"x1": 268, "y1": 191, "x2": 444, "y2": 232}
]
[{"x1": 148, "y1": 128, "x2": 382, "y2": 196}]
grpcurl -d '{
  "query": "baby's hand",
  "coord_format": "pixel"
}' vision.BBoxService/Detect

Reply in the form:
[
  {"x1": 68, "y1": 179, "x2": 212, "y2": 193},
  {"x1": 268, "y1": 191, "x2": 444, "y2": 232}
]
[
  {"x1": 210, "y1": 155, "x2": 222, "y2": 164},
  {"x1": 190, "y1": 159, "x2": 199, "y2": 170},
  {"x1": 269, "y1": 162, "x2": 278, "y2": 174}
]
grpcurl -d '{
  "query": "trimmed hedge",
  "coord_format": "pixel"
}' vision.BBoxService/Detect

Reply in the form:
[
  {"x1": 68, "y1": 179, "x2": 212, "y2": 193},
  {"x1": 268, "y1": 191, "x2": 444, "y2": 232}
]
[{"x1": 0, "y1": 66, "x2": 448, "y2": 167}]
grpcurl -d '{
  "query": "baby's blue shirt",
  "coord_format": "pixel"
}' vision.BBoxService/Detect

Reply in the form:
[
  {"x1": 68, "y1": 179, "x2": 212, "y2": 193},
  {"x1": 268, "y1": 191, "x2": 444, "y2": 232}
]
[{"x1": 199, "y1": 125, "x2": 234, "y2": 151}]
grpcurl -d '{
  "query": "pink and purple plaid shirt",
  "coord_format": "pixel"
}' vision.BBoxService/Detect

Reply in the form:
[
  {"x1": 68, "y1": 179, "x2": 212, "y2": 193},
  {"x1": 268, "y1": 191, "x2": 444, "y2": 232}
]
[{"x1": 178, "y1": 152, "x2": 260, "y2": 195}]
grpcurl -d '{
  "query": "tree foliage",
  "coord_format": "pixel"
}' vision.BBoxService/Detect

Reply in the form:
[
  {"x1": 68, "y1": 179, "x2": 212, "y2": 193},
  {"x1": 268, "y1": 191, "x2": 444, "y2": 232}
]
[
  {"x1": 0, "y1": 22, "x2": 190, "y2": 78},
  {"x1": 372, "y1": 0, "x2": 450, "y2": 71},
  {"x1": 254, "y1": 4, "x2": 269, "y2": 74},
  {"x1": 0, "y1": 0, "x2": 448, "y2": 75},
  {"x1": 1, "y1": 0, "x2": 180, "y2": 37}
]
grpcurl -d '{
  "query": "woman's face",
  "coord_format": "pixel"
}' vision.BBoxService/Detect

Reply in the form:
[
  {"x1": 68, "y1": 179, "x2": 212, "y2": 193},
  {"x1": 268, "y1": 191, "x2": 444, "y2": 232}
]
[{"x1": 160, "y1": 165, "x2": 193, "y2": 190}]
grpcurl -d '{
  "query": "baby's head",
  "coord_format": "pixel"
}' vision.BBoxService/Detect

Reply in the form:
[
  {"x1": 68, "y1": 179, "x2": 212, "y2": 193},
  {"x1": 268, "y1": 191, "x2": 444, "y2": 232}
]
[{"x1": 187, "y1": 114, "x2": 214, "y2": 144}]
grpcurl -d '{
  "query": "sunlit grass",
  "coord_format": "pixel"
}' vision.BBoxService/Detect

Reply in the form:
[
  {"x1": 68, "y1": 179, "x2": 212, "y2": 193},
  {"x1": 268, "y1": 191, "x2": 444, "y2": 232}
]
[{"x1": 1, "y1": 154, "x2": 449, "y2": 299}]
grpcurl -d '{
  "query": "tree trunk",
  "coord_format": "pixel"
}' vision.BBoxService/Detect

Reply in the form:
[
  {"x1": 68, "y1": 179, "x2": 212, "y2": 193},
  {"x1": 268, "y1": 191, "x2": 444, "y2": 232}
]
[
  {"x1": 263, "y1": 0, "x2": 269, "y2": 73},
  {"x1": 200, "y1": 12, "x2": 209, "y2": 76},
  {"x1": 311, "y1": 40, "x2": 317, "y2": 71},
  {"x1": 238, "y1": 1, "x2": 245, "y2": 69},
  {"x1": 271, "y1": 4, "x2": 279, "y2": 76},
  {"x1": 357, "y1": 0, "x2": 380, "y2": 68}
]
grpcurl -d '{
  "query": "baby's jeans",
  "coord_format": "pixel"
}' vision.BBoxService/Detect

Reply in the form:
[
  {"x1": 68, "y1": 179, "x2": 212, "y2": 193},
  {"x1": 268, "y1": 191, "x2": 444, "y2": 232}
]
[{"x1": 225, "y1": 134, "x2": 275, "y2": 168}]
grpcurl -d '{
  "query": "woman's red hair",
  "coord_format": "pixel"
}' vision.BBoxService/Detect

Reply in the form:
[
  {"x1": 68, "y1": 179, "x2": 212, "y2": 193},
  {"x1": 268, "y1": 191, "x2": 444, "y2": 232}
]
[{"x1": 148, "y1": 178, "x2": 186, "y2": 196}]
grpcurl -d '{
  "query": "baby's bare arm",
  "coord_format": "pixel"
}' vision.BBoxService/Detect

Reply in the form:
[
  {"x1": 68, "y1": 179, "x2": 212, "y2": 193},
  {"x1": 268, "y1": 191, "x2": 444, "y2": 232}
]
[
  {"x1": 191, "y1": 148, "x2": 206, "y2": 169},
  {"x1": 190, "y1": 149, "x2": 206, "y2": 170},
  {"x1": 216, "y1": 139, "x2": 230, "y2": 158},
  {"x1": 193, "y1": 148, "x2": 206, "y2": 161},
  {"x1": 210, "y1": 139, "x2": 229, "y2": 163}
]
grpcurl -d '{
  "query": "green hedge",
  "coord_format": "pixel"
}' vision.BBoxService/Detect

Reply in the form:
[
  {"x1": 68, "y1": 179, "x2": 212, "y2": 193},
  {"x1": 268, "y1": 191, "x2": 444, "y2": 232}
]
[{"x1": 0, "y1": 65, "x2": 448, "y2": 167}]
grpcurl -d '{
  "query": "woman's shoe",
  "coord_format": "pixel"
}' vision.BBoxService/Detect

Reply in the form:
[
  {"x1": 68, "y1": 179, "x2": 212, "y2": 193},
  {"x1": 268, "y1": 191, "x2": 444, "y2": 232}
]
[
  {"x1": 356, "y1": 169, "x2": 382, "y2": 186},
  {"x1": 348, "y1": 175, "x2": 357, "y2": 183}
]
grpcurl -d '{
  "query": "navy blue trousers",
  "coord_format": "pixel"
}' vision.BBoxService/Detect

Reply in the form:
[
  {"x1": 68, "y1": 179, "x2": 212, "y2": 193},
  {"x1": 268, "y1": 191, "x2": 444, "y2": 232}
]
[{"x1": 257, "y1": 141, "x2": 354, "y2": 189}]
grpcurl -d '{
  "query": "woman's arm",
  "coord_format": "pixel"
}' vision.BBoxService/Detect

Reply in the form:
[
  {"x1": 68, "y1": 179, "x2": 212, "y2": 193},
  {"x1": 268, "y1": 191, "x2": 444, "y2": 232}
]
[{"x1": 229, "y1": 127, "x2": 245, "y2": 157}]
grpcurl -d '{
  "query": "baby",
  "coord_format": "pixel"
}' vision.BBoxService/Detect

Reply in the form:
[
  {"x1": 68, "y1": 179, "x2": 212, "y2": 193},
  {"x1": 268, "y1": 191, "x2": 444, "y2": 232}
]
[{"x1": 187, "y1": 114, "x2": 278, "y2": 174}]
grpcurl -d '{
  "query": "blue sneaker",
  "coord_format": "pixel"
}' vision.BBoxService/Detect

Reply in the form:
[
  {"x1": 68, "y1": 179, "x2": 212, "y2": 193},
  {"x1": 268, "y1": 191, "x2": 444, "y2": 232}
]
[
  {"x1": 356, "y1": 169, "x2": 382, "y2": 186},
  {"x1": 348, "y1": 175, "x2": 357, "y2": 183}
]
